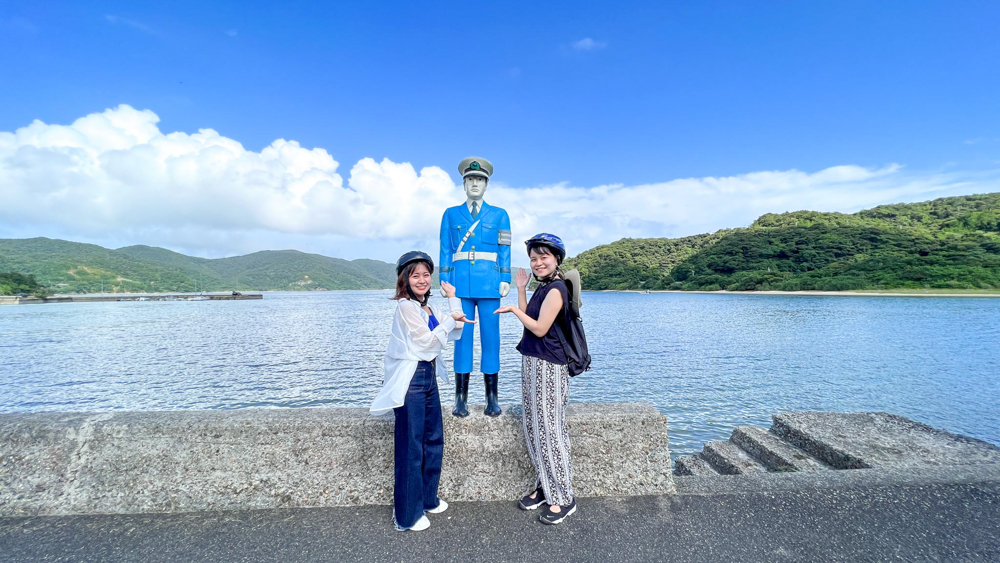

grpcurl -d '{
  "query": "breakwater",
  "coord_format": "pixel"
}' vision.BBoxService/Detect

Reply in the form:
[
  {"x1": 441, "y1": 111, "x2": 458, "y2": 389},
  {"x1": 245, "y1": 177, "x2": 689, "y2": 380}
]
[
  {"x1": 3, "y1": 403, "x2": 1000, "y2": 519},
  {"x1": 675, "y1": 411, "x2": 1000, "y2": 477},
  {"x1": 0, "y1": 403, "x2": 673, "y2": 517},
  {"x1": 1, "y1": 293, "x2": 263, "y2": 305}
]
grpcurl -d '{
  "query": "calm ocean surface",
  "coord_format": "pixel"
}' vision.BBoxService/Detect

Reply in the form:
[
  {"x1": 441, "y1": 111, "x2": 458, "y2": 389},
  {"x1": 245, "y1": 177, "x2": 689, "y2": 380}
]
[{"x1": 2, "y1": 291, "x2": 998, "y2": 456}]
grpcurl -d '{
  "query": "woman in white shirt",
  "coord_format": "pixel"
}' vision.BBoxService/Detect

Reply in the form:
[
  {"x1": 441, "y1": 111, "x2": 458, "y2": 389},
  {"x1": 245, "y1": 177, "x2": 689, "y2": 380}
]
[{"x1": 371, "y1": 251, "x2": 471, "y2": 531}]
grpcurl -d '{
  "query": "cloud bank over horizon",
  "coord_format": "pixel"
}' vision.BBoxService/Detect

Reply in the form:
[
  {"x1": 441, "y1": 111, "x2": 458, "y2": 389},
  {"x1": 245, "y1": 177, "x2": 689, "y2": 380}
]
[{"x1": 1, "y1": 105, "x2": 996, "y2": 262}]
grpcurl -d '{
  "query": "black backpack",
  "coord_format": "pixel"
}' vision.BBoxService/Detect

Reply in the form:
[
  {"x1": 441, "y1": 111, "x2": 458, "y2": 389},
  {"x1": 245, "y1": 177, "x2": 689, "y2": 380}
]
[{"x1": 553, "y1": 270, "x2": 591, "y2": 377}]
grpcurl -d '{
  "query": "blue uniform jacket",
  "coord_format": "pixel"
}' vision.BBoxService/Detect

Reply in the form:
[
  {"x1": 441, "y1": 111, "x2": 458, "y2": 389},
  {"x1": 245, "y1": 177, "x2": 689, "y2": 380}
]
[{"x1": 439, "y1": 202, "x2": 512, "y2": 299}]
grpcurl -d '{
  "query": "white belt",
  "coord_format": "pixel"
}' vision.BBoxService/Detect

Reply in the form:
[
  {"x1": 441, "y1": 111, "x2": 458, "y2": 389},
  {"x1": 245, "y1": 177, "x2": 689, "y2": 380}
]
[{"x1": 452, "y1": 251, "x2": 497, "y2": 262}]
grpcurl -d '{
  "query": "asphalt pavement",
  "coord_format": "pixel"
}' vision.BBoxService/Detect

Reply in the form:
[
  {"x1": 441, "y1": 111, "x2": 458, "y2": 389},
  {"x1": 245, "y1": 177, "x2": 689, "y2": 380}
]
[{"x1": 2, "y1": 481, "x2": 998, "y2": 562}]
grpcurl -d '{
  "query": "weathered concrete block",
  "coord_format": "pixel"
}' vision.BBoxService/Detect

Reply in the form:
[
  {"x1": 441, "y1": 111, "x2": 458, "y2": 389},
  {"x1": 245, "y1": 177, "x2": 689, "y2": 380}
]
[
  {"x1": 0, "y1": 412, "x2": 92, "y2": 514},
  {"x1": 771, "y1": 412, "x2": 1000, "y2": 470},
  {"x1": 701, "y1": 441, "x2": 767, "y2": 475},
  {"x1": 0, "y1": 402, "x2": 673, "y2": 516},
  {"x1": 674, "y1": 455, "x2": 717, "y2": 476},
  {"x1": 730, "y1": 426, "x2": 829, "y2": 472}
]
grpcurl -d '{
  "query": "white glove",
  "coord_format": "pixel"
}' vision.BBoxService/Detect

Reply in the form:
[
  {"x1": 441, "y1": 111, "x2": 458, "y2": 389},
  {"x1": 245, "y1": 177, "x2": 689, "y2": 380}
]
[{"x1": 499, "y1": 281, "x2": 510, "y2": 297}]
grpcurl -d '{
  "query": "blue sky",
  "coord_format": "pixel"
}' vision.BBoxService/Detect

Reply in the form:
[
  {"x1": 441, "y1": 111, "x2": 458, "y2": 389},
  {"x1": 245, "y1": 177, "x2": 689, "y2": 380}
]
[{"x1": 2, "y1": 1, "x2": 999, "y2": 261}]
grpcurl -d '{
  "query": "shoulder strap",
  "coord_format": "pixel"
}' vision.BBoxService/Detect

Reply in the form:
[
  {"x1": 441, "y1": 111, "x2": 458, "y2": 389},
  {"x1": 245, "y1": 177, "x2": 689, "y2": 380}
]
[
  {"x1": 550, "y1": 287, "x2": 583, "y2": 375},
  {"x1": 456, "y1": 220, "x2": 481, "y2": 253}
]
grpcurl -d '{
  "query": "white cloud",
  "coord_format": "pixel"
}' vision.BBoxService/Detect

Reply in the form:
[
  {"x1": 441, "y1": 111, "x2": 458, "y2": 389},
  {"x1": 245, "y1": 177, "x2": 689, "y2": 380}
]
[
  {"x1": 488, "y1": 164, "x2": 997, "y2": 259},
  {"x1": 105, "y1": 14, "x2": 157, "y2": 35},
  {"x1": 0, "y1": 105, "x2": 460, "y2": 250},
  {"x1": 964, "y1": 138, "x2": 999, "y2": 145},
  {"x1": 571, "y1": 38, "x2": 606, "y2": 51},
  {"x1": 1, "y1": 105, "x2": 997, "y2": 261}
]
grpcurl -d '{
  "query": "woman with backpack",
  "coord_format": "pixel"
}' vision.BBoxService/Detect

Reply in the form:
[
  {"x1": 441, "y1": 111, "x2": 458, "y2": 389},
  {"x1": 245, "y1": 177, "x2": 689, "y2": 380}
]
[
  {"x1": 370, "y1": 251, "x2": 473, "y2": 531},
  {"x1": 494, "y1": 233, "x2": 577, "y2": 525}
]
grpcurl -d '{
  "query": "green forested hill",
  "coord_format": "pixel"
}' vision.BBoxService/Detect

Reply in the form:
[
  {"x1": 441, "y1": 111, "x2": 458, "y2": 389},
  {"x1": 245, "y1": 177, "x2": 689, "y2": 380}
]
[
  {"x1": 751, "y1": 192, "x2": 1000, "y2": 233},
  {"x1": 0, "y1": 238, "x2": 397, "y2": 293},
  {"x1": 0, "y1": 238, "x2": 208, "y2": 294},
  {"x1": 206, "y1": 250, "x2": 395, "y2": 291},
  {"x1": 6, "y1": 193, "x2": 999, "y2": 294},
  {"x1": 570, "y1": 193, "x2": 1000, "y2": 291},
  {"x1": 0, "y1": 272, "x2": 46, "y2": 296},
  {"x1": 562, "y1": 231, "x2": 734, "y2": 290},
  {"x1": 670, "y1": 226, "x2": 1000, "y2": 291}
]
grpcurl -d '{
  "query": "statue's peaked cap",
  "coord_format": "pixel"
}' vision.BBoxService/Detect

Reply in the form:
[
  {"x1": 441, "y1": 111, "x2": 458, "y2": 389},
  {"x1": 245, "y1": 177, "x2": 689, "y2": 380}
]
[{"x1": 458, "y1": 156, "x2": 493, "y2": 179}]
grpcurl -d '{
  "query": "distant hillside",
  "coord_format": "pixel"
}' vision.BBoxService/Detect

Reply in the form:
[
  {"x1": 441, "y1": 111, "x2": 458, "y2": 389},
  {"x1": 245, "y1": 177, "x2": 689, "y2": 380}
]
[
  {"x1": 205, "y1": 250, "x2": 396, "y2": 291},
  {"x1": 569, "y1": 193, "x2": 1000, "y2": 291},
  {"x1": 7, "y1": 192, "x2": 999, "y2": 294},
  {"x1": 0, "y1": 272, "x2": 46, "y2": 296},
  {"x1": 562, "y1": 231, "x2": 734, "y2": 290},
  {"x1": 0, "y1": 238, "x2": 397, "y2": 293},
  {"x1": 751, "y1": 192, "x2": 1000, "y2": 233}
]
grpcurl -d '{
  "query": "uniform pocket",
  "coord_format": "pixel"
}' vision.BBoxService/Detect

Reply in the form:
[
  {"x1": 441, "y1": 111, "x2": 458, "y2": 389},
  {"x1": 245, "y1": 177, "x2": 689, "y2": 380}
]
[
  {"x1": 482, "y1": 224, "x2": 499, "y2": 245},
  {"x1": 450, "y1": 224, "x2": 468, "y2": 248}
]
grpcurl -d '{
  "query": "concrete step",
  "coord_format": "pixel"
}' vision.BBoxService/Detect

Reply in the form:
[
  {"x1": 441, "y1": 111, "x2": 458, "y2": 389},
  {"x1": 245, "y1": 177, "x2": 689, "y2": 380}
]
[
  {"x1": 701, "y1": 441, "x2": 767, "y2": 475},
  {"x1": 674, "y1": 455, "x2": 718, "y2": 476},
  {"x1": 771, "y1": 412, "x2": 1000, "y2": 470},
  {"x1": 730, "y1": 426, "x2": 830, "y2": 472}
]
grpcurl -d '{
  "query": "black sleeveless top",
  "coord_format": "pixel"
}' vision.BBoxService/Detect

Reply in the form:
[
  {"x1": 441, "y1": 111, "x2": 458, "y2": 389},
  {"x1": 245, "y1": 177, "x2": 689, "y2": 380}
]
[{"x1": 516, "y1": 279, "x2": 568, "y2": 365}]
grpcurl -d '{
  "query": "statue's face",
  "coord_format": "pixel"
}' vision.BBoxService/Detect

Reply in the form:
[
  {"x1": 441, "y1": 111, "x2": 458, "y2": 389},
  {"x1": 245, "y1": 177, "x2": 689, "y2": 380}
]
[{"x1": 463, "y1": 175, "x2": 488, "y2": 201}]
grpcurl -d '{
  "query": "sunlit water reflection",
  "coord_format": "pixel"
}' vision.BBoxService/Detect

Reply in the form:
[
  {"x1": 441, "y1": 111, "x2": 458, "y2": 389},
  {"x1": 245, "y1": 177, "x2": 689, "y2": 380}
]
[{"x1": 2, "y1": 291, "x2": 997, "y2": 456}]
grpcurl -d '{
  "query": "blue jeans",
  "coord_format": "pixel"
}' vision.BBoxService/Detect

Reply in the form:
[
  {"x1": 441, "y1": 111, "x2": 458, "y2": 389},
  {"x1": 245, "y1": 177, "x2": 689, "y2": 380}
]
[{"x1": 393, "y1": 360, "x2": 444, "y2": 528}]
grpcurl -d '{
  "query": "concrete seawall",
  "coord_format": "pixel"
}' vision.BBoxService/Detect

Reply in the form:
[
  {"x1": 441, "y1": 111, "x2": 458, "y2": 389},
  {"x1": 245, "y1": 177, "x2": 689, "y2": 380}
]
[{"x1": 0, "y1": 403, "x2": 674, "y2": 517}]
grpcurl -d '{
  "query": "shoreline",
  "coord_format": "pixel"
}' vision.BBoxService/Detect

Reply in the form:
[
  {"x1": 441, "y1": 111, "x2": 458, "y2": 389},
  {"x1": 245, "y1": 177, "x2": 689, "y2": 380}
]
[
  {"x1": 600, "y1": 289, "x2": 1000, "y2": 297},
  {"x1": 12, "y1": 288, "x2": 1000, "y2": 299}
]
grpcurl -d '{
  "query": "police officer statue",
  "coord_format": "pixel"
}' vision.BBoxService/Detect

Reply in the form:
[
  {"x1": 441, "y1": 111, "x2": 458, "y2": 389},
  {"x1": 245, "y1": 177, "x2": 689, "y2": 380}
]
[{"x1": 439, "y1": 157, "x2": 511, "y2": 417}]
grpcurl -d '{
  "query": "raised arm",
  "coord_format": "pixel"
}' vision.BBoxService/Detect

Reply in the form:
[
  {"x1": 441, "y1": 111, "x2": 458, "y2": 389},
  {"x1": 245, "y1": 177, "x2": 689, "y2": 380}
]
[
  {"x1": 516, "y1": 268, "x2": 529, "y2": 312},
  {"x1": 496, "y1": 285, "x2": 563, "y2": 338}
]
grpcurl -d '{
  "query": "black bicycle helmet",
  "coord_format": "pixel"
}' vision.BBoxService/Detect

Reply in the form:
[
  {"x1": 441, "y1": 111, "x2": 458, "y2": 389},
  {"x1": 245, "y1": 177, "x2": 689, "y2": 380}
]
[{"x1": 396, "y1": 251, "x2": 434, "y2": 276}]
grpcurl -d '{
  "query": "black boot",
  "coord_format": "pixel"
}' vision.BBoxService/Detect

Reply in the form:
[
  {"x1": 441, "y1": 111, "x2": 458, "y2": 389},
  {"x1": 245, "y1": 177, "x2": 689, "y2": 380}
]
[
  {"x1": 484, "y1": 373, "x2": 502, "y2": 417},
  {"x1": 452, "y1": 373, "x2": 470, "y2": 418}
]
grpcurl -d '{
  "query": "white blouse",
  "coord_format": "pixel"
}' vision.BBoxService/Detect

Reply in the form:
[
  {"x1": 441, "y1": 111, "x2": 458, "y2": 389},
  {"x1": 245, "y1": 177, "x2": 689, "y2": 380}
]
[{"x1": 370, "y1": 297, "x2": 465, "y2": 415}]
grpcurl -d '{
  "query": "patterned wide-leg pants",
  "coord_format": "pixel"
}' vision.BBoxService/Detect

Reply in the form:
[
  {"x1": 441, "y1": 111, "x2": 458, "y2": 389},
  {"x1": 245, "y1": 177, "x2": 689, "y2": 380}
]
[{"x1": 520, "y1": 355, "x2": 574, "y2": 506}]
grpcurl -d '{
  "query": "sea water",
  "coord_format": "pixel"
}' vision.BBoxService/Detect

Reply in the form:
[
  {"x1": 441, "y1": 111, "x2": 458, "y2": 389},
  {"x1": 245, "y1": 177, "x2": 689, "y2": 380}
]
[{"x1": 2, "y1": 291, "x2": 997, "y2": 456}]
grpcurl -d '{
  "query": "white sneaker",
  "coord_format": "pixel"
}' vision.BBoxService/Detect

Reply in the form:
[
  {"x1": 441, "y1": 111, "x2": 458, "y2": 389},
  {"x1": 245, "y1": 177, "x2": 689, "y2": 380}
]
[
  {"x1": 394, "y1": 514, "x2": 430, "y2": 532},
  {"x1": 426, "y1": 499, "x2": 448, "y2": 514}
]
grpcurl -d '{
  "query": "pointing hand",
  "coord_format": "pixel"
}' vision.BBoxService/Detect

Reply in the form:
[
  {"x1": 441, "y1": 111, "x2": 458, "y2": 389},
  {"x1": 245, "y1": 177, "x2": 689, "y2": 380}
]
[{"x1": 451, "y1": 311, "x2": 475, "y2": 323}]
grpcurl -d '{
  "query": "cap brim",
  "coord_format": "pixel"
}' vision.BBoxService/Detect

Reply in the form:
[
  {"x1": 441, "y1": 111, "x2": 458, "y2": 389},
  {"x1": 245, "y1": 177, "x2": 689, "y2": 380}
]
[{"x1": 462, "y1": 171, "x2": 490, "y2": 179}]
